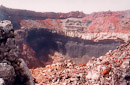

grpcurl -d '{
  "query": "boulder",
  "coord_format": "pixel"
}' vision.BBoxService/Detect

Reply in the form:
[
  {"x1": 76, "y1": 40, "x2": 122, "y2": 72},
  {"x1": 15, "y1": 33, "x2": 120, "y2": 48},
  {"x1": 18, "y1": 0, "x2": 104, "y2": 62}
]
[{"x1": 0, "y1": 20, "x2": 34, "y2": 85}]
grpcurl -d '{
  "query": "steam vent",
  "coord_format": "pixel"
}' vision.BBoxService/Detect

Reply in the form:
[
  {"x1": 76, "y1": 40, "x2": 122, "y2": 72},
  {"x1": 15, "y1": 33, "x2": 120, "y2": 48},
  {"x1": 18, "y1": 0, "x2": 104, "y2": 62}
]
[{"x1": 0, "y1": 20, "x2": 34, "y2": 85}]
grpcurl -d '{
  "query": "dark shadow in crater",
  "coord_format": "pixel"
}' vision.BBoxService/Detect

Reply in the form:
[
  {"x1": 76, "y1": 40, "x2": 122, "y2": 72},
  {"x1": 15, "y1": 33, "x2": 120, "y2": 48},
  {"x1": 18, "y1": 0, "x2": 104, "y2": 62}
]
[{"x1": 26, "y1": 28, "x2": 124, "y2": 64}]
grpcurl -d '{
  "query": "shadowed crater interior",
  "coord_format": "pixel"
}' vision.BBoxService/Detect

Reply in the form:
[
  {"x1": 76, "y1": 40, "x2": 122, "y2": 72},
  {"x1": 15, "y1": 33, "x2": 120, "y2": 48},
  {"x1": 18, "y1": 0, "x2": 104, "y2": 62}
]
[{"x1": 26, "y1": 28, "x2": 124, "y2": 63}]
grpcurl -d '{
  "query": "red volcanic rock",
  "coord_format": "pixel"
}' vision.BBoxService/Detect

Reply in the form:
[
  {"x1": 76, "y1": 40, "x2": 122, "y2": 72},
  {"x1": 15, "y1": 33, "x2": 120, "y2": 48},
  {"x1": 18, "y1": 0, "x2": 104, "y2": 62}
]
[
  {"x1": 1, "y1": 6, "x2": 129, "y2": 34},
  {"x1": 2, "y1": 6, "x2": 130, "y2": 69},
  {"x1": 30, "y1": 42, "x2": 130, "y2": 85},
  {"x1": 18, "y1": 10, "x2": 130, "y2": 70},
  {"x1": 18, "y1": 43, "x2": 44, "y2": 68},
  {"x1": 0, "y1": 6, "x2": 85, "y2": 22},
  {"x1": 86, "y1": 16, "x2": 120, "y2": 33},
  {"x1": 83, "y1": 11, "x2": 130, "y2": 33},
  {"x1": 20, "y1": 10, "x2": 130, "y2": 34},
  {"x1": 0, "y1": 6, "x2": 85, "y2": 29},
  {"x1": 78, "y1": 63, "x2": 86, "y2": 67},
  {"x1": 20, "y1": 19, "x2": 62, "y2": 30}
]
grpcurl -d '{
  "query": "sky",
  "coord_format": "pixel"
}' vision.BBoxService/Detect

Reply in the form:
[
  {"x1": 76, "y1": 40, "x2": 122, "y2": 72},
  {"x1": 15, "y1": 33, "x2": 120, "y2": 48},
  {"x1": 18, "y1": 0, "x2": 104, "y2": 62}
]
[{"x1": 0, "y1": 0, "x2": 130, "y2": 13}]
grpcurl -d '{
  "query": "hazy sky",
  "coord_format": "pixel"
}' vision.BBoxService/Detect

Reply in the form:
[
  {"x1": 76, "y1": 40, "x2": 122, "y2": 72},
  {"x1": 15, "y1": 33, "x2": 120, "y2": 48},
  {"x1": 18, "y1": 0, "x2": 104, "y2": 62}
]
[{"x1": 0, "y1": 0, "x2": 130, "y2": 13}]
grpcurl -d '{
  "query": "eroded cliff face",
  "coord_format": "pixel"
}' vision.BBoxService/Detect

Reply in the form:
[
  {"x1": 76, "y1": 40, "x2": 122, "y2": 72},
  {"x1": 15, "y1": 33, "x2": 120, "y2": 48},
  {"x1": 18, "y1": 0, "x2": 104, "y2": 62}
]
[
  {"x1": 15, "y1": 28, "x2": 124, "y2": 67},
  {"x1": 1, "y1": 6, "x2": 129, "y2": 68}
]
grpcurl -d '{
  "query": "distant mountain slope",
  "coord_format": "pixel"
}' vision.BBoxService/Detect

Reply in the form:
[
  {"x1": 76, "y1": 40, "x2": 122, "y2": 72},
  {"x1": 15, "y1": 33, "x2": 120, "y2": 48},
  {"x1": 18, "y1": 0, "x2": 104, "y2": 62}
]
[
  {"x1": 0, "y1": 6, "x2": 130, "y2": 33},
  {"x1": 0, "y1": 6, "x2": 85, "y2": 29}
]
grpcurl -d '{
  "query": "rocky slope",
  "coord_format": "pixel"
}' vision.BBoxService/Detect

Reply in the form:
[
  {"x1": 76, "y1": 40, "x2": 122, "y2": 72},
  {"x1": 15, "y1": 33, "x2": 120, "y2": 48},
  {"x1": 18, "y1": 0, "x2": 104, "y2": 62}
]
[
  {"x1": 0, "y1": 20, "x2": 34, "y2": 85},
  {"x1": 0, "y1": 6, "x2": 130, "y2": 85},
  {"x1": 1, "y1": 6, "x2": 130, "y2": 68},
  {"x1": 30, "y1": 41, "x2": 130, "y2": 85}
]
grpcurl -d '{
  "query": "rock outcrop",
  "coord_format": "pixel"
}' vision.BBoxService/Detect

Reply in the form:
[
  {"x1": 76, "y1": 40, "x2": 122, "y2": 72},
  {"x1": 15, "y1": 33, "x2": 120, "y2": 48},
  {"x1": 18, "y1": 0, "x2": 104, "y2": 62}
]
[
  {"x1": 0, "y1": 20, "x2": 34, "y2": 85},
  {"x1": 1, "y1": 6, "x2": 130, "y2": 68},
  {"x1": 30, "y1": 41, "x2": 130, "y2": 85}
]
